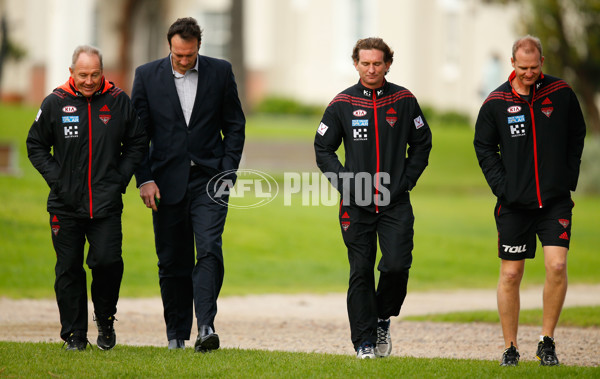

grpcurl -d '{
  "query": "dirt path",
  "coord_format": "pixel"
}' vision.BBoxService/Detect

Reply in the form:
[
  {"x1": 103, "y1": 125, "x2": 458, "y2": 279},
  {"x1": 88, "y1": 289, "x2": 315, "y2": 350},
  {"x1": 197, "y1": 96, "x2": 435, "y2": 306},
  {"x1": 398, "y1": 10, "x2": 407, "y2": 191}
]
[{"x1": 1, "y1": 284, "x2": 599, "y2": 366}]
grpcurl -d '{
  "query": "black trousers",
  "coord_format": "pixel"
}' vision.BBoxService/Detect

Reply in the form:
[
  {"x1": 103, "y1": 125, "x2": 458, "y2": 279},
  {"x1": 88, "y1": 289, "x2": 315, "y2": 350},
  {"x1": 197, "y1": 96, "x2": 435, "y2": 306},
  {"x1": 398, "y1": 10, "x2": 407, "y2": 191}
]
[
  {"x1": 50, "y1": 213, "x2": 123, "y2": 341},
  {"x1": 339, "y1": 199, "x2": 414, "y2": 350},
  {"x1": 152, "y1": 169, "x2": 229, "y2": 341}
]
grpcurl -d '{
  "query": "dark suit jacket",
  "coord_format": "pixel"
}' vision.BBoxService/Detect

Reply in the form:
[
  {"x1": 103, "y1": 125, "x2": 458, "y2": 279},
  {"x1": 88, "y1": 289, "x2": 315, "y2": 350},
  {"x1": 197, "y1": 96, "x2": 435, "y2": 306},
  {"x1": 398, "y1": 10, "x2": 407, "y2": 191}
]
[{"x1": 132, "y1": 55, "x2": 245, "y2": 204}]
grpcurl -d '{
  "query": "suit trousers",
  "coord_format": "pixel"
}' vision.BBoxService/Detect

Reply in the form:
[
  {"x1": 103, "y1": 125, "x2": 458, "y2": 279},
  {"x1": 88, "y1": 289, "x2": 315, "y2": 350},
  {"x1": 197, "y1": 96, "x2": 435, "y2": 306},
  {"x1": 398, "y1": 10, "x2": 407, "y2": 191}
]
[
  {"x1": 339, "y1": 199, "x2": 414, "y2": 350},
  {"x1": 50, "y1": 213, "x2": 123, "y2": 341},
  {"x1": 152, "y1": 168, "x2": 229, "y2": 340}
]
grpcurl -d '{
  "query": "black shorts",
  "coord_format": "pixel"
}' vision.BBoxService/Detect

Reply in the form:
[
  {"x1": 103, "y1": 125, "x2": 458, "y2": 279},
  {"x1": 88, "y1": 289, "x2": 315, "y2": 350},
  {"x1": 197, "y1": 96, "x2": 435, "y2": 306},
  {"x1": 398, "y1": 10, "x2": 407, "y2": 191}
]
[{"x1": 494, "y1": 197, "x2": 574, "y2": 260}]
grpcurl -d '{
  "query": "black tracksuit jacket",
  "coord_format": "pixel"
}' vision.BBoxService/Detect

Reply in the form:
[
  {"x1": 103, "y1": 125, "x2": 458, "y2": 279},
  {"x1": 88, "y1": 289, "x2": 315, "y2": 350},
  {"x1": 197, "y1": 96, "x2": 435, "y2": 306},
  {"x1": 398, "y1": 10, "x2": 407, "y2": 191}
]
[
  {"x1": 27, "y1": 77, "x2": 148, "y2": 218},
  {"x1": 474, "y1": 71, "x2": 586, "y2": 209},
  {"x1": 315, "y1": 80, "x2": 432, "y2": 212}
]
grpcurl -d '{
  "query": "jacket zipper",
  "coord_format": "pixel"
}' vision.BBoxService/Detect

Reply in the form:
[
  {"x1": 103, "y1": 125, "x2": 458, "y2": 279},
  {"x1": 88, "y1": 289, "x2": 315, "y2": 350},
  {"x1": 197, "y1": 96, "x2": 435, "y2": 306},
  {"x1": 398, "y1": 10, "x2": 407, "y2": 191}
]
[
  {"x1": 372, "y1": 90, "x2": 380, "y2": 213},
  {"x1": 512, "y1": 84, "x2": 543, "y2": 208},
  {"x1": 87, "y1": 99, "x2": 94, "y2": 218},
  {"x1": 528, "y1": 103, "x2": 542, "y2": 208}
]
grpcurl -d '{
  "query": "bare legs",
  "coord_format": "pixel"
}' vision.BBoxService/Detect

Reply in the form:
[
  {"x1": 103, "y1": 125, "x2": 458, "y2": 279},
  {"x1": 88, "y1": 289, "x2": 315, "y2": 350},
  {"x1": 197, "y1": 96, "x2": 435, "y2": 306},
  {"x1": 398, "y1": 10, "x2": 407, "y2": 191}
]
[
  {"x1": 541, "y1": 246, "x2": 568, "y2": 337},
  {"x1": 498, "y1": 259, "x2": 524, "y2": 349},
  {"x1": 497, "y1": 246, "x2": 568, "y2": 349}
]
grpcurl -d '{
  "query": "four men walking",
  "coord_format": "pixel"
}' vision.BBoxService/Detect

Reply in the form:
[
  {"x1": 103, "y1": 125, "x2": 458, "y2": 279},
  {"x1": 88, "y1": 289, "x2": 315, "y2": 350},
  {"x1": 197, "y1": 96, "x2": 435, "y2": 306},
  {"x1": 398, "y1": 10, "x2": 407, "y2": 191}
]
[{"x1": 26, "y1": 21, "x2": 585, "y2": 367}]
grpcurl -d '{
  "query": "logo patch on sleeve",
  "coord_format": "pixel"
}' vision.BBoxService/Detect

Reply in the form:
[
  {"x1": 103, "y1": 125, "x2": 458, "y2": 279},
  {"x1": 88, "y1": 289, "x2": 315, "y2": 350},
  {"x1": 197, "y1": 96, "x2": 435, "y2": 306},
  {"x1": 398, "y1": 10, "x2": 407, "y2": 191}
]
[
  {"x1": 317, "y1": 122, "x2": 329, "y2": 136},
  {"x1": 413, "y1": 115, "x2": 424, "y2": 129}
]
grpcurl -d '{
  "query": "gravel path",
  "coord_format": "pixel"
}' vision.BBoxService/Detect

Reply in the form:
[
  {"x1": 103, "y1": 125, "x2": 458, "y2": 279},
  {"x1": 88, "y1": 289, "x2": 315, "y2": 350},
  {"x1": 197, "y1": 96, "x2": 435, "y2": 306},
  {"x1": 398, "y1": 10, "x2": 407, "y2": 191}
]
[{"x1": 1, "y1": 284, "x2": 599, "y2": 366}]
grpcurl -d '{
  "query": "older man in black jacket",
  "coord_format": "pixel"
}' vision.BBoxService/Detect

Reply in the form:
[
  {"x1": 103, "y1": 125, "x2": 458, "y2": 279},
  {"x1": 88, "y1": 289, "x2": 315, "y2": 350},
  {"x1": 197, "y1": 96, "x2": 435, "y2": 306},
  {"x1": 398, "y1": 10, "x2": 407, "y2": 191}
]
[{"x1": 27, "y1": 45, "x2": 147, "y2": 351}]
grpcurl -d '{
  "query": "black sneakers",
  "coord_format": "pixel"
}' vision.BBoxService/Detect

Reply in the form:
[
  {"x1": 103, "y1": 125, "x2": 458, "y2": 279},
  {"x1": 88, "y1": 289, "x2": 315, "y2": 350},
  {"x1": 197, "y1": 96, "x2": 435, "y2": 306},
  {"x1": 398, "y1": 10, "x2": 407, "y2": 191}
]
[
  {"x1": 95, "y1": 315, "x2": 117, "y2": 350},
  {"x1": 195, "y1": 325, "x2": 220, "y2": 353},
  {"x1": 63, "y1": 332, "x2": 90, "y2": 351},
  {"x1": 500, "y1": 342, "x2": 519, "y2": 366},
  {"x1": 375, "y1": 319, "x2": 392, "y2": 357},
  {"x1": 536, "y1": 336, "x2": 560, "y2": 366}
]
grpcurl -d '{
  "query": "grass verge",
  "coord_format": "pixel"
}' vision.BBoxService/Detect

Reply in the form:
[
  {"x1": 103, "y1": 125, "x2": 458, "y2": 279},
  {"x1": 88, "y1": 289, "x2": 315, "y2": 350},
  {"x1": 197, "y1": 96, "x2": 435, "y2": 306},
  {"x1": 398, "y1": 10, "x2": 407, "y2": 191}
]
[
  {"x1": 404, "y1": 306, "x2": 600, "y2": 328},
  {"x1": 1, "y1": 342, "x2": 598, "y2": 378}
]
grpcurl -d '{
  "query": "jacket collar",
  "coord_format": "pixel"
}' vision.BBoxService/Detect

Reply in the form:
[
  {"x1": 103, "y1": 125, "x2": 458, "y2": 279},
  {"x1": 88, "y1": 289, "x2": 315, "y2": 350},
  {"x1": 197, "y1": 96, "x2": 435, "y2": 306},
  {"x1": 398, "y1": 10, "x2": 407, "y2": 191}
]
[
  {"x1": 58, "y1": 76, "x2": 112, "y2": 98},
  {"x1": 356, "y1": 79, "x2": 389, "y2": 99},
  {"x1": 508, "y1": 70, "x2": 545, "y2": 92}
]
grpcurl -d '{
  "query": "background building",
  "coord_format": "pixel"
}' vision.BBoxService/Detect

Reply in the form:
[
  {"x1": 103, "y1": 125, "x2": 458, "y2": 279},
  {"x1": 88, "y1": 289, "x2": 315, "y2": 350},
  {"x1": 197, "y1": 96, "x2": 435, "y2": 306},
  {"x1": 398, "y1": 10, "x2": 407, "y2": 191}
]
[{"x1": 0, "y1": 0, "x2": 518, "y2": 119}]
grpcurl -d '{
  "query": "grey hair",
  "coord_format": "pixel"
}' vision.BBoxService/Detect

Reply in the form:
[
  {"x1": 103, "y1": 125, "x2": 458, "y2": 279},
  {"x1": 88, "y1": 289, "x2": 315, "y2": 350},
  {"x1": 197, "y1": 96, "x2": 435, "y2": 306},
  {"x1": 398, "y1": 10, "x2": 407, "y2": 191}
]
[
  {"x1": 71, "y1": 45, "x2": 103, "y2": 70},
  {"x1": 512, "y1": 35, "x2": 543, "y2": 59}
]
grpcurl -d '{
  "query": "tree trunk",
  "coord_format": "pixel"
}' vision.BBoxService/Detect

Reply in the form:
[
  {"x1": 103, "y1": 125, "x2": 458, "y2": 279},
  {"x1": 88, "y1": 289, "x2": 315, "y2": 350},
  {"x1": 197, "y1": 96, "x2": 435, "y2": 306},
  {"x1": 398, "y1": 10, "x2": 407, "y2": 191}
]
[
  {"x1": 117, "y1": 0, "x2": 142, "y2": 92},
  {"x1": 0, "y1": 16, "x2": 8, "y2": 96}
]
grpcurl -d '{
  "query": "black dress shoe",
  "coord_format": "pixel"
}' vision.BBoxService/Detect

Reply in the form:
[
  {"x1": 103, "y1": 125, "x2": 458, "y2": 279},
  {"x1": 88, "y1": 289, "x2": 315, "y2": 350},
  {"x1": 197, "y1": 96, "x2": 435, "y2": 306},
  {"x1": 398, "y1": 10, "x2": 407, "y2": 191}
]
[
  {"x1": 194, "y1": 325, "x2": 219, "y2": 353},
  {"x1": 168, "y1": 339, "x2": 185, "y2": 349}
]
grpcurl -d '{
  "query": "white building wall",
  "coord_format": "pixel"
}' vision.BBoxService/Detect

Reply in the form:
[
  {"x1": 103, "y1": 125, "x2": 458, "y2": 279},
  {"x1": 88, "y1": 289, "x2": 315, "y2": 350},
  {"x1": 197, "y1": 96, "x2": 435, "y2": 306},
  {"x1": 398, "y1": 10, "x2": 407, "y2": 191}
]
[
  {"x1": 1, "y1": 0, "x2": 49, "y2": 97},
  {"x1": 1, "y1": 0, "x2": 96, "y2": 98},
  {"x1": 1, "y1": 0, "x2": 519, "y2": 119},
  {"x1": 240, "y1": 0, "x2": 517, "y2": 117},
  {"x1": 243, "y1": 0, "x2": 517, "y2": 117},
  {"x1": 46, "y1": 0, "x2": 96, "y2": 92},
  {"x1": 244, "y1": 0, "x2": 275, "y2": 71}
]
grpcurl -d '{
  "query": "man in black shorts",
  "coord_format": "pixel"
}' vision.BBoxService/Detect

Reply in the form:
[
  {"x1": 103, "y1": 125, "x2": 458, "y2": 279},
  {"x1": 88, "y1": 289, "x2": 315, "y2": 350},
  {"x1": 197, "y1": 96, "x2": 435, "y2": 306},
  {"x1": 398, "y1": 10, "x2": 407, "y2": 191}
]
[{"x1": 474, "y1": 35, "x2": 586, "y2": 367}]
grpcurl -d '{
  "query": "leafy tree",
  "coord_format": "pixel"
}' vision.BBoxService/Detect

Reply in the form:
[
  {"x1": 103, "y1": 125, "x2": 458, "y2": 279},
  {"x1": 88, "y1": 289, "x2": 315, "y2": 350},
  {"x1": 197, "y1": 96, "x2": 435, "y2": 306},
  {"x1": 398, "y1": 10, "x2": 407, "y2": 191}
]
[
  {"x1": 0, "y1": 15, "x2": 27, "y2": 97},
  {"x1": 517, "y1": 0, "x2": 600, "y2": 134}
]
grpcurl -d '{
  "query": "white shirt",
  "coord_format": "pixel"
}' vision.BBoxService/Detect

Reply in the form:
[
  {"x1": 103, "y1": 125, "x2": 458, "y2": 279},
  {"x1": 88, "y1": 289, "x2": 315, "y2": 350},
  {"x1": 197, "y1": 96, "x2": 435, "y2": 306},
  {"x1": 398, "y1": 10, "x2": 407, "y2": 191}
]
[{"x1": 171, "y1": 54, "x2": 199, "y2": 126}]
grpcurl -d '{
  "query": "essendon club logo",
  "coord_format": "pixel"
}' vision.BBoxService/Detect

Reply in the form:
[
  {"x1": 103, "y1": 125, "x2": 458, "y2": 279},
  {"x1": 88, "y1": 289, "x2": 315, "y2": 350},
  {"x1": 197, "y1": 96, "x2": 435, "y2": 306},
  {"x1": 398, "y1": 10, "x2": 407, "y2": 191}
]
[
  {"x1": 386, "y1": 108, "x2": 397, "y2": 127},
  {"x1": 99, "y1": 114, "x2": 111, "y2": 125},
  {"x1": 341, "y1": 221, "x2": 350, "y2": 231},
  {"x1": 99, "y1": 104, "x2": 111, "y2": 125},
  {"x1": 51, "y1": 215, "x2": 60, "y2": 236},
  {"x1": 542, "y1": 107, "x2": 554, "y2": 118},
  {"x1": 558, "y1": 219, "x2": 570, "y2": 228}
]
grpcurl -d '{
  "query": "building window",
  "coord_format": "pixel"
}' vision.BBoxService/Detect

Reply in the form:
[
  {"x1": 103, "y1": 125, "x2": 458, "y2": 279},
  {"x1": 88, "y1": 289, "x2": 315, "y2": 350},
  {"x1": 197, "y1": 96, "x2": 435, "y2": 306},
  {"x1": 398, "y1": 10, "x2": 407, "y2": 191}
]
[
  {"x1": 439, "y1": 0, "x2": 461, "y2": 81},
  {"x1": 198, "y1": 11, "x2": 231, "y2": 60}
]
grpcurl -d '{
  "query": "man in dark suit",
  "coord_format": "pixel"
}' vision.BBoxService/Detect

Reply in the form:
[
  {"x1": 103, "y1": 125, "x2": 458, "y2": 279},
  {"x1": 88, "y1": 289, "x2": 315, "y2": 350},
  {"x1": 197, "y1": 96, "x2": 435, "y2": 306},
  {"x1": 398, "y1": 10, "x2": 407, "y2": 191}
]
[{"x1": 132, "y1": 17, "x2": 245, "y2": 352}]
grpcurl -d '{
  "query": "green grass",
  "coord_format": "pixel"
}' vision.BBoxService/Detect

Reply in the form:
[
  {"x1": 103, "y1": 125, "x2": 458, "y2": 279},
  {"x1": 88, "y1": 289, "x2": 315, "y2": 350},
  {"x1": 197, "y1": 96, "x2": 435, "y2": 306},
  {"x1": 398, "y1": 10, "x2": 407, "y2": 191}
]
[
  {"x1": 1, "y1": 104, "x2": 599, "y2": 298},
  {"x1": 1, "y1": 104, "x2": 599, "y2": 374},
  {"x1": 1, "y1": 342, "x2": 598, "y2": 378},
  {"x1": 405, "y1": 306, "x2": 600, "y2": 328},
  {"x1": 246, "y1": 113, "x2": 321, "y2": 141}
]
